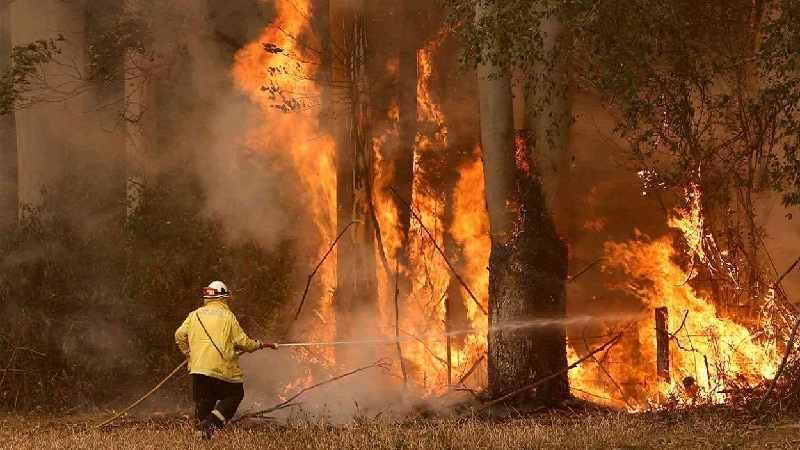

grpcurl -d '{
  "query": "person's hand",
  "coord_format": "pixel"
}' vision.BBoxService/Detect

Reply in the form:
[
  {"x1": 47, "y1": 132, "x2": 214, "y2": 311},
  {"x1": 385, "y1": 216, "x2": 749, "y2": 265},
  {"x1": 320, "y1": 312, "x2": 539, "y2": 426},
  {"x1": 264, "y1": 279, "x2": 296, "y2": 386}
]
[{"x1": 261, "y1": 342, "x2": 279, "y2": 350}]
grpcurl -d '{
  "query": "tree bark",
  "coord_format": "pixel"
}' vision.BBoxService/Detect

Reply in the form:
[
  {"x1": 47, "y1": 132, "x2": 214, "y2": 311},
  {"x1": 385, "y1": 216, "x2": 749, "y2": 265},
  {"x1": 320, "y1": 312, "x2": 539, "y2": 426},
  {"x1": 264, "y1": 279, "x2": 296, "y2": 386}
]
[{"x1": 477, "y1": 0, "x2": 569, "y2": 404}]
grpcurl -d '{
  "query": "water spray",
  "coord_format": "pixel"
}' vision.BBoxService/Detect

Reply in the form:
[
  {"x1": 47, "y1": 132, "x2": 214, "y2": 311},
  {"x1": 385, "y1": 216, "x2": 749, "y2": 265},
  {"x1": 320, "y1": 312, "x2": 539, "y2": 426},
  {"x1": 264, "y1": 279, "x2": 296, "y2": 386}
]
[{"x1": 276, "y1": 313, "x2": 642, "y2": 348}]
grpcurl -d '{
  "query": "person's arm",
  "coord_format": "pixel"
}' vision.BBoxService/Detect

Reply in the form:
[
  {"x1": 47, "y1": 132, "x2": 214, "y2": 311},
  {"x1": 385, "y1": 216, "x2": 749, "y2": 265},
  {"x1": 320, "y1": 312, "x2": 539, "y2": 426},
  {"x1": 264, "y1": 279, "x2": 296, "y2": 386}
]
[
  {"x1": 230, "y1": 313, "x2": 263, "y2": 353},
  {"x1": 175, "y1": 313, "x2": 192, "y2": 356}
]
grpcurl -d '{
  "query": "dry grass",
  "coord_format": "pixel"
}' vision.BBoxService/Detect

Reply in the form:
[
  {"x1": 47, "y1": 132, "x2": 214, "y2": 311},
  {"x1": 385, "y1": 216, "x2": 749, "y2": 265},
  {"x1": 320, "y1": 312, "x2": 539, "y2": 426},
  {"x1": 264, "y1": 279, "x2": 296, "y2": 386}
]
[{"x1": 2, "y1": 409, "x2": 800, "y2": 449}]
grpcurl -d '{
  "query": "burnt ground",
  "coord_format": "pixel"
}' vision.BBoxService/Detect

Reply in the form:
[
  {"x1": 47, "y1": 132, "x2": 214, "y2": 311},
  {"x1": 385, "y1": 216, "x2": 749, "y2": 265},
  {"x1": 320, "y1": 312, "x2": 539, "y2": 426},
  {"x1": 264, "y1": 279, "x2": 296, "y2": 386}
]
[{"x1": 2, "y1": 407, "x2": 800, "y2": 449}]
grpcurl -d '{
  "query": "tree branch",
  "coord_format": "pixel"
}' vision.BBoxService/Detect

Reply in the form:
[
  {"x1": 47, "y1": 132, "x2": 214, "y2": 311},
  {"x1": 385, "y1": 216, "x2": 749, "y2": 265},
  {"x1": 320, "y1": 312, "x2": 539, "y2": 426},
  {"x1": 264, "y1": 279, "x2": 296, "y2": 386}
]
[
  {"x1": 294, "y1": 220, "x2": 359, "y2": 320},
  {"x1": 389, "y1": 187, "x2": 487, "y2": 315},
  {"x1": 236, "y1": 360, "x2": 389, "y2": 421}
]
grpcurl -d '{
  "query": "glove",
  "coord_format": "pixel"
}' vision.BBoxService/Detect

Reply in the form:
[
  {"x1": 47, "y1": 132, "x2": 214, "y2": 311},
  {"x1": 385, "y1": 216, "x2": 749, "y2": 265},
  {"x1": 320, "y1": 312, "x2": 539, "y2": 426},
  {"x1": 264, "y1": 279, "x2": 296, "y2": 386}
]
[{"x1": 261, "y1": 342, "x2": 279, "y2": 350}]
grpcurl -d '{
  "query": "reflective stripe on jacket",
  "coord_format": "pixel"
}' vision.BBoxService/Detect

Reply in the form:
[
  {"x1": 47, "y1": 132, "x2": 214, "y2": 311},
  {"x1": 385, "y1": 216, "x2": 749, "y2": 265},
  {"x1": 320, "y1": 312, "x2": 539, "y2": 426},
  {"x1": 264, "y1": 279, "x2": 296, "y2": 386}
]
[{"x1": 174, "y1": 299, "x2": 261, "y2": 383}]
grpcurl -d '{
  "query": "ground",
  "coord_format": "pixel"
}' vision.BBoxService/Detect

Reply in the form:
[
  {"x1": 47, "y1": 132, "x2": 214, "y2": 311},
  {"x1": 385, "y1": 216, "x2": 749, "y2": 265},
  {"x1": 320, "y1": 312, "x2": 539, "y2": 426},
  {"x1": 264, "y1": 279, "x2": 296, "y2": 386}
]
[{"x1": 2, "y1": 408, "x2": 800, "y2": 449}]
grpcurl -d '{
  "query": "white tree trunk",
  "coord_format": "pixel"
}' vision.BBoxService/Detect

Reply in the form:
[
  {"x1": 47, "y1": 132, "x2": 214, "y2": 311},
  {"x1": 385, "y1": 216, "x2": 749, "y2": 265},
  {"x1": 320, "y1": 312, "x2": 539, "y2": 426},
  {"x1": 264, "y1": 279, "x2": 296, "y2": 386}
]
[
  {"x1": 0, "y1": 0, "x2": 16, "y2": 228},
  {"x1": 11, "y1": 0, "x2": 125, "y2": 225}
]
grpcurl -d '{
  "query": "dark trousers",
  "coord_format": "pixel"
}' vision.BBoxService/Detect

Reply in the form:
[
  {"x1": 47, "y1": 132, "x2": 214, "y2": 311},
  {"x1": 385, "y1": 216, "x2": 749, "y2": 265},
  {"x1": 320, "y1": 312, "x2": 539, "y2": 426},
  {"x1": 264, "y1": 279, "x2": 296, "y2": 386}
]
[{"x1": 192, "y1": 374, "x2": 245, "y2": 426}]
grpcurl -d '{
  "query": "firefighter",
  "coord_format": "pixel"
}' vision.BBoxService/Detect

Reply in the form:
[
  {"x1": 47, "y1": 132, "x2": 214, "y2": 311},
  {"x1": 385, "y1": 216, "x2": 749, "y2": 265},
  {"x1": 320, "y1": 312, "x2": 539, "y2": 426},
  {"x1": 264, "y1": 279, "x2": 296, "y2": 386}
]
[{"x1": 175, "y1": 280, "x2": 278, "y2": 439}]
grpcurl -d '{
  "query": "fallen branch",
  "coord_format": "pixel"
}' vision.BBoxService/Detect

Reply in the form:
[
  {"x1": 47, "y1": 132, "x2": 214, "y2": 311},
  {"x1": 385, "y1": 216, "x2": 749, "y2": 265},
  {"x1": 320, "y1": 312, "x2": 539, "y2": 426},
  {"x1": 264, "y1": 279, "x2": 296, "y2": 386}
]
[
  {"x1": 389, "y1": 187, "x2": 487, "y2": 315},
  {"x1": 567, "y1": 258, "x2": 604, "y2": 284},
  {"x1": 570, "y1": 386, "x2": 613, "y2": 402},
  {"x1": 668, "y1": 310, "x2": 689, "y2": 339},
  {"x1": 294, "y1": 220, "x2": 358, "y2": 320},
  {"x1": 475, "y1": 333, "x2": 623, "y2": 413},
  {"x1": 774, "y1": 256, "x2": 800, "y2": 292},
  {"x1": 0, "y1": 348, "x2": 17, "y2": 392},
  {"x1": 95, "y1": 360, "x2": 187, "y2": 429},
  {"x1": 236, "y1": 360, "x2": 390, "y2": 421},
  {"x1": 755, "y1": 256, "x2": 800, "y2": 411},
  {"x1": 582, "y1": 333, "x2": 633, "y2": 410},
  {"x1": 457, "y1": 355, "x2": 486, "y2": 386},
  {"x1": 758, "y1": 242, "x2": 800, "y2": 313},
  {"x1": 400, "y1": 329, "x2": 448, "y2": 366}
]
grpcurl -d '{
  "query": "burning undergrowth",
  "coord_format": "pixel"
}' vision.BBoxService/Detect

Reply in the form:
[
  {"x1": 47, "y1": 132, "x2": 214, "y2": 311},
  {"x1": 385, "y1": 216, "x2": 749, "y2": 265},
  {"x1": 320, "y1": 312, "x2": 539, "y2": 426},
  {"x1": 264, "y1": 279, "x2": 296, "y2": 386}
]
[{"x1": 568, "y1": 186, "x2": 786, "y2": 411}]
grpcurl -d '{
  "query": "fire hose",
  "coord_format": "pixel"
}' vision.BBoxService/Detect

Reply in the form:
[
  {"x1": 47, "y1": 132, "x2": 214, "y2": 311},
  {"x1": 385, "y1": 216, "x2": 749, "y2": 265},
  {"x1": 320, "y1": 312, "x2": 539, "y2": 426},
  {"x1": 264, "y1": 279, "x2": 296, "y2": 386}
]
[
  {"x1": 95, "y1": 315, "x2": 631, "y2": 428},
  {"x1": 93, "y1": 337, "x2": 431, "y2": 428},
  {"x1": 96, "y1": 346, "x2": 260, "y2": 429},
  {"x1": 95, "y1": 360, "x2": 188, "y2": 429},
  {"x1": 92, "y1": 340, "x2": 336, "y2": 429}
]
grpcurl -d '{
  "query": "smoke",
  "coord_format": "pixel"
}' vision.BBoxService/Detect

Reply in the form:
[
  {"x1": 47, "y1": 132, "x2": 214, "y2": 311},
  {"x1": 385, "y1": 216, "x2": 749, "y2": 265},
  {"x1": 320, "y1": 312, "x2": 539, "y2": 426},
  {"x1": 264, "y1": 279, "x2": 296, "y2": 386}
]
[{"x1": 756, "y1": 193, "x2": 800, "y2": 297}]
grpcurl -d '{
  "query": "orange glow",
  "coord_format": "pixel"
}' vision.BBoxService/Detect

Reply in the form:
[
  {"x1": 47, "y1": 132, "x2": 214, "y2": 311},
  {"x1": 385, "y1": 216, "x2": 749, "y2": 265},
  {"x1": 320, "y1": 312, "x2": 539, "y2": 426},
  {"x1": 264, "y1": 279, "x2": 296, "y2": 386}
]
[
  {"x1": 569, "y1": 188, "x2": 779, "y2": 409},
  {"x1": 232, "y1": 0, "x2": 336, "y2": 366},
  {"x1": 232, "y1": 5, "x2": 777, "y2": 408}
]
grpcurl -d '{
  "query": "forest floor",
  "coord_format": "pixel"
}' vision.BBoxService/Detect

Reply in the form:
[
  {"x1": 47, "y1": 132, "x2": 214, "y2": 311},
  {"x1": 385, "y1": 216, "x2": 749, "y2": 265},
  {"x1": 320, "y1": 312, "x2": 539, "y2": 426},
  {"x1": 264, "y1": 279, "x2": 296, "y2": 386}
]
[{"x1": 2, "y1": 407, "x2": 800, "y2": 449}]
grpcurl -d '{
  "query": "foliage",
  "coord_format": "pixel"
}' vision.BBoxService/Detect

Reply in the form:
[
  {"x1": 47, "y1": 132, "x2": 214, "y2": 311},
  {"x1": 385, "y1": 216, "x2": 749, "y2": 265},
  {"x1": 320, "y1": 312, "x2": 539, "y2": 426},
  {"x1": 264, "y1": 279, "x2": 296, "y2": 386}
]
[
  {"x1": 0, "y1": 1, "x2": 189, "y2": 116},
  {"x1": 0, "y1": 39, "x2": 61, "y2": 114},
  {"x1": 446, "y1": 0, "x2": 800, "y2": 207},
  {"x1": 443, "y1": 0, "x2": 800, "y2": 313},
  {"x1": 87, "y1": 4, "x2": 153, "y2": 84},
  {"x1": 0, "y1": 174, "x2": 294, "y2": 411}
]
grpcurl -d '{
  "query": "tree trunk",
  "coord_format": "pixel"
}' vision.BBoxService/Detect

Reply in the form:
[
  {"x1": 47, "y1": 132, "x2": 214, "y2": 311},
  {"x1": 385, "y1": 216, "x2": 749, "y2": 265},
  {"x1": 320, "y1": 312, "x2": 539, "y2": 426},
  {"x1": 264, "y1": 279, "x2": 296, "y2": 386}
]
[
  {"x1": 123, "y1": 1, "x2": 153, "y2": 218},
  {"x1": 11, "y1": 0, "x2": 91, "y2": 210},
  {"x1": 333, "y1": 0, "x2": 378, "y2": 352},
  {"x1": 526, "y1": 15, "x2": 573, "y2": 237},
  {"x1": 395, "y1": 0, "x2": 418, "y2": 259},
  {"x1": 86, "y1": 1, "x2": 127, "y2": 225},
  {"x1": 10, "y1": 0, "x2": 125, "y2": 227},
  {"x1": 0, "y1": 0, "x2": 16, "y2": 229},
  {"x1": 477, "y1": 1, "x2": 569, "y2": 405}
]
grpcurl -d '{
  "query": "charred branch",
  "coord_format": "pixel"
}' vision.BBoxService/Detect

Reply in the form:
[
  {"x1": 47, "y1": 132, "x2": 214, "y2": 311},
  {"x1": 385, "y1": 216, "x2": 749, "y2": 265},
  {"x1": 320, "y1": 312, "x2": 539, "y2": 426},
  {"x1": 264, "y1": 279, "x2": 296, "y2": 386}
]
[
  {"x1": 389, "y1": 186, "x2": 487, "y2": 316},
  {"x1": 294, "y1": 220, "x2": 359, "y2": 321}
]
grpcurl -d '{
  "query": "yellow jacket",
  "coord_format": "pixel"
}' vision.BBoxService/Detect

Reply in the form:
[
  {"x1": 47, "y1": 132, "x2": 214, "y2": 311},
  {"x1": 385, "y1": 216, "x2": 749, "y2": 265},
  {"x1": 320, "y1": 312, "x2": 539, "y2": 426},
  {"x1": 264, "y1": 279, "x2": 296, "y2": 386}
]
[{"x1": 174, "y1": 299, "x2": 262, "y2": 383}]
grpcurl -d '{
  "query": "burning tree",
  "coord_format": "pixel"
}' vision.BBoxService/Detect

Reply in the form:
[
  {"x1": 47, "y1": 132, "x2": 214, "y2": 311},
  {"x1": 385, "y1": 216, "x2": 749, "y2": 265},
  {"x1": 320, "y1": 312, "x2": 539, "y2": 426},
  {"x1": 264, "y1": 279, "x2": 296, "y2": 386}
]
[
  {"x1": 471, "y1": 0, "x2": 573, "y2": 404},
  {"x1": 231, "y1": 0, "x2": 495, "y2": 398},
  {"x1": 450, "y1": 0, "x2": 800, "y2": 408}
]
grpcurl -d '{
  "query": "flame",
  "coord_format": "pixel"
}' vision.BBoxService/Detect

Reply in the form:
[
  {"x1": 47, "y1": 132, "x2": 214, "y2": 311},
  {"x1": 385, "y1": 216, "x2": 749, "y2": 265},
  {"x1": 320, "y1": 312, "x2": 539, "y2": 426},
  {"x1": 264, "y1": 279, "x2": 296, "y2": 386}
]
[
  {"x1": 373, "y1": 100, "x2": 402, "y2": 264},
  {"x1": 232, "y1": 0, "x2": 337, "y2": 366},
  {"x1": 448, "y1": 154, "x2": 490, "y2": 386},
  {"x1": 369, "y1": 32, "x2": 490, "y2": 393},
  {"x1": 231, "y1": 5, "x2": 777, "y2": 408},
  {"x1": 401, "y1": 36, "x2": 455, "y2": 392},
  {"x1": 569, "y1": 187, "x2": 779, "y2": 409},
  {"x1": 668, "y1": 183, "x2": 706, "y2": 266}
]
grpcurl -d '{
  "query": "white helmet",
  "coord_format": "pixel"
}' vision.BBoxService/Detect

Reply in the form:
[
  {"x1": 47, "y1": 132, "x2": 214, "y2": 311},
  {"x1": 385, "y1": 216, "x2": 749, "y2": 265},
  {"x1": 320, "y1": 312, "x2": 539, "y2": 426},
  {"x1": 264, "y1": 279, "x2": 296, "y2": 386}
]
[{"x1": 203, "y1": 280, "x2": 231, "y2": 299}]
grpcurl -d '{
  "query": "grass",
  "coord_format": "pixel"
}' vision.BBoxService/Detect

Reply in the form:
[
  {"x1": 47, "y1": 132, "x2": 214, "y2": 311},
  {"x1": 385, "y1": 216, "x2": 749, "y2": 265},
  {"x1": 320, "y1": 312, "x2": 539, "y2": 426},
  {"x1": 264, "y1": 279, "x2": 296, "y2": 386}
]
[{"x1": 2, "y1": 408, "x2": 800, "y2": 449}]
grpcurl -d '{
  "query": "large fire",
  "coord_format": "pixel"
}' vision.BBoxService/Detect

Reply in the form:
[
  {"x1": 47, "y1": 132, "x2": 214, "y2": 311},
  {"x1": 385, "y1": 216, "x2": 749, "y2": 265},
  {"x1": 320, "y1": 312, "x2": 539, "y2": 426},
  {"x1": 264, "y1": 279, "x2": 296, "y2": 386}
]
[
  {"x1": 568, "y1": 186, "x2": 779, "y2": 409},
  {"x1": 232, "y1": 1, "x2": 780, "y2": 409},
  {"x1": 231, "y1": 0, "x2": 337, "y2": 367}
]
